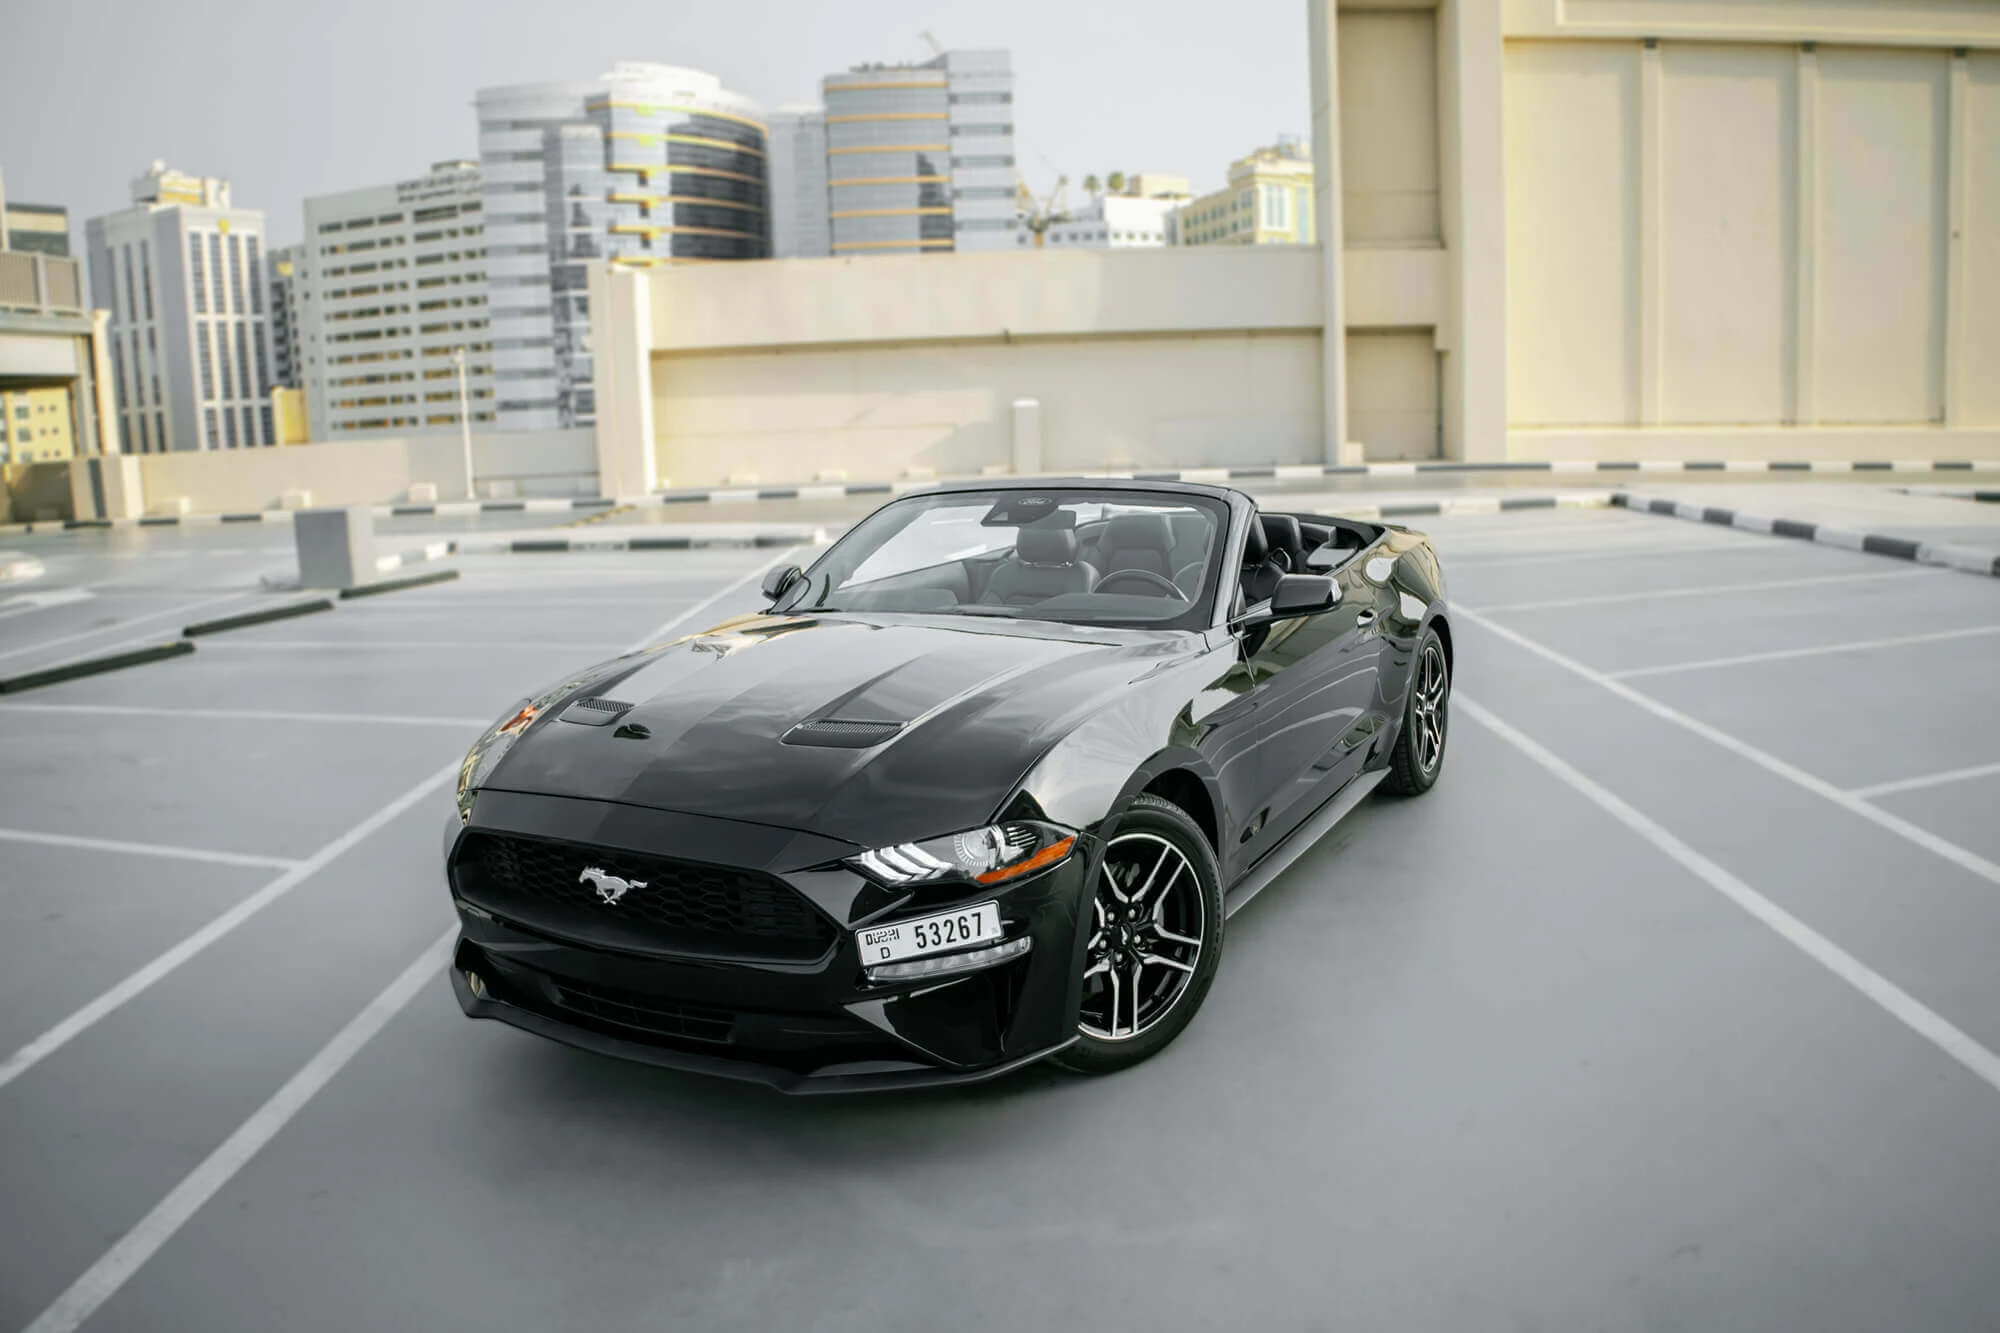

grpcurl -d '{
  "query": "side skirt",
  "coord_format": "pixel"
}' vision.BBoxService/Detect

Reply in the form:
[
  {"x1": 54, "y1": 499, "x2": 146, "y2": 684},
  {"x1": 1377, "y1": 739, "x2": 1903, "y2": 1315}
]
[{"x1": 1222, "y1": 769, "x2": 1388, "y2": 919}]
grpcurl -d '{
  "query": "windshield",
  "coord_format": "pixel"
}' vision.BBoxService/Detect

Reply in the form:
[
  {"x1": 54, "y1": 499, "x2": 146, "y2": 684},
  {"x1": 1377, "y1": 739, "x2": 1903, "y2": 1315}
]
[{"x1": 775, "y1": 488, "x2": 1229, "y2": 630}]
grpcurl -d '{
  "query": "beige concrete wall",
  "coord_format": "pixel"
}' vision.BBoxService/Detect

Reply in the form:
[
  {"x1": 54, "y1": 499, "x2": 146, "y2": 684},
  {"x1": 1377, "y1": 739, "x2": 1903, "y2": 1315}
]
[
  {"x1": 1966, "y1": 53, "x2": 2000, "y2": 426},
  {"x1": 137, "y1": 428, "x2": 596, "y2": 513},
  {"x1": 1501, "y1": 3, "x2": 1998, "y2": 452},
  {"x1": 1339, "y1": 7, "x2": 1443, "y2": 246},
  {"x1": 655, "y1": 334, "x2": 1326, "y2": 483},
  {"x1": 1505, "y1": 41, "x2": 1642, "y2": 427},
  {"x1": 1347, "y1": 331, "x2": 1441, "y2": 459}
]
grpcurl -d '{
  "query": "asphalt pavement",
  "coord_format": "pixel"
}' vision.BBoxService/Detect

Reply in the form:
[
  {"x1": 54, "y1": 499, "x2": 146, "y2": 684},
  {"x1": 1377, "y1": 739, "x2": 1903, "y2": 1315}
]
[{"x1": 1, "y1": 498, "x2": 1998, "y2": 1332}]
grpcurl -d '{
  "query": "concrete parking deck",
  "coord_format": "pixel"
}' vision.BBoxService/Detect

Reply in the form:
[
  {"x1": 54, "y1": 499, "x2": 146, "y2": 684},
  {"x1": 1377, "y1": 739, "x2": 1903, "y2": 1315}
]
[{"x1": 2, "y1": 498, "x2": 1997, "y2": 1331}]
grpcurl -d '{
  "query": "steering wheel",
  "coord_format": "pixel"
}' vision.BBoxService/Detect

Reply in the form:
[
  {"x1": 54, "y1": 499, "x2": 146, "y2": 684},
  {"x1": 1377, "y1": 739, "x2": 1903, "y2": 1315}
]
[{"x1": 1093, "y1": 568, "x2": 1184, "y2": 599}]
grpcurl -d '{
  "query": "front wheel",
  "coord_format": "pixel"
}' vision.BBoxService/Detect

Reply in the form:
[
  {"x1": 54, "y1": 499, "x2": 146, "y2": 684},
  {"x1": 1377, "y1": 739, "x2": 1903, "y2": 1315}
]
[
  {"x1": 1052, "y1": 794, "x2": 1224, "y2": 1076},
  {"x1": 1381, "y1": 626, "x2": 1449, "y2": 796}
]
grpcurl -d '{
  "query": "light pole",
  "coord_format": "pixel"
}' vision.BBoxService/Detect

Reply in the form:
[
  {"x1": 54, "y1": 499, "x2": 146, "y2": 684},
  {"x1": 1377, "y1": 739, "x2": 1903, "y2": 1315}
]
[{"x1": 453, "y1": 346, "x2": 474, "y2": 501}]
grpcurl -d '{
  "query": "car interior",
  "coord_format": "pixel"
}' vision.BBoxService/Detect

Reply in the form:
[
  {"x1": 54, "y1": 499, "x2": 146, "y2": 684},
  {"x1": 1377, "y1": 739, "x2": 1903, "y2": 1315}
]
[{"x1": 801, "y1": 498, "x2": 1384, "y2": 626}]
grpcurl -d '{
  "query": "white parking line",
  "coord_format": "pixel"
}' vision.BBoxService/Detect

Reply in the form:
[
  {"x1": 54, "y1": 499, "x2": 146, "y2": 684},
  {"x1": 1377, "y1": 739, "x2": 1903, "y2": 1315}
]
[
  {"x1": 1457, "y1": 607, "x2": 2000, "y2": 890},
  {"x1": 1460, "y1": 695, "x2": 2000, "y2": 1098},
  {"x1": 0, "y1": 701, "x2": 491, "y2": 728},
  {"x1": 21, "y1": 928, "x2": 457, "y2": 1333},
  {"x1": 1850, "y1": 761, "x2": 2000, "y2": 801},
  {"x1": 1472, "y1": 567, "x2": 1938, "y2": 614},
  {"x1": 0, "y1": 827, "x2": 300, "y2": 871},
  {"x1": 1446, "y1": 543, "x2": 1786, "y2": 571},
  {"x1": 0, "y1": 763, "x2": 456, "y2": 1094},
  {"x1": 0, "y1": 590, "x2": 253, "y2": 664},
  {"x1": 1610, "y1": 624, "x2": 2000, "y2": 679}
]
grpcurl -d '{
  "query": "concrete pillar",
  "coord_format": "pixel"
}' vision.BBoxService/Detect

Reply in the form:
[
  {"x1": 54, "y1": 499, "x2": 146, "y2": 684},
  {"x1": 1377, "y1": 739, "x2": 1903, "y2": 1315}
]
[
  {"x1": 1438, "y1": 0, "x2": 1508, "y2": 460},
  {"x1": 294, "y1": 506, "x2": 379, "y2": 590},
  {"x1": 1010, "y1": 398, "x2": 1042, "y2": 475},
  {"x1": 1307, "y1": 0, "x2": 1350, "y2": 463},
  {"x1": 587, "y1": 261, "x2": 659, "y2": 500}
]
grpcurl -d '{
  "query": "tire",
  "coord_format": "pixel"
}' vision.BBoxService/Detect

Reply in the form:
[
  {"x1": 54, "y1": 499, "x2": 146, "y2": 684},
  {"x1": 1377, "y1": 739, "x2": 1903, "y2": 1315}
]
[
  {"x1": 1053, "y1": 793, "x2": 1225, "y2": 1075},
  {"x1": 1381, "y1": 626, "x2": 1449, "y2": 796}
]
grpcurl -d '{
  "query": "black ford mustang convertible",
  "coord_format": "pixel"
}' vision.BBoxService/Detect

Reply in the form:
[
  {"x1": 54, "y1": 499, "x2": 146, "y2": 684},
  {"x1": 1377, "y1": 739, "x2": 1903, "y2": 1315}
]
[{"x1": 445, "y1": 479, "x2": 1451, "y2": 1092}]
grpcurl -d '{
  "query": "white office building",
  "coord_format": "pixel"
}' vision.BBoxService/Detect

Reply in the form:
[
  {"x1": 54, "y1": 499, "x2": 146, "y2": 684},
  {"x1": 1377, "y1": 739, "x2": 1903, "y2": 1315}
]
[
  {"x1": 84, "y1": 162, "x2": 275, "y2": 452},
  {"x1": 296, "y1": 160, "x2": 490, "y2": 439},
  {"x1": 1041, "y1": 191, "x2": 1186, "y2": 249},
  {"x1": 476, "y1": 63, "x2": 768, "y2": 431},
  {"x1": 766, "y1": 104, "x2": 831, "y2": 259}
]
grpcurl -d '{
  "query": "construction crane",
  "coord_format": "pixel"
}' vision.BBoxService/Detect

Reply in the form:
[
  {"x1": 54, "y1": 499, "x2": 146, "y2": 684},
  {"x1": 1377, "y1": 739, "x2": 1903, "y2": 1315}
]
[
  {"x1": 1016, "y1": 170, "x2": 1070, "y2": 249},
  {"x1": 919, "y1": 30, "x2": 943, "y2": 58}
]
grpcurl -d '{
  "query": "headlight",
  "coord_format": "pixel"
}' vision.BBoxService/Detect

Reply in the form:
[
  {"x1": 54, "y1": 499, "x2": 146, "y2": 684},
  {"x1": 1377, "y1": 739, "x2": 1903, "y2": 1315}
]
[
  {"x1": 851, "y1": 821, "x2": 1076, "y2": 887},
  {"x1": 456, "y1": 698, "x2": 537, "y2": 822}
]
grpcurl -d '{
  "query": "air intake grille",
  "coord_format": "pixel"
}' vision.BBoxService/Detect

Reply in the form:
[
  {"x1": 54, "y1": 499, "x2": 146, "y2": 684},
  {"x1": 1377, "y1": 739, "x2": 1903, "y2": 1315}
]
[
  {"x1": 782, "y1": 718, "x2": 904, "y2": 748},
  {"x1": 453, "y1": 833, "x2": 836, "y2": 961},
  {"x1": 549, "y1": 981, "x2": 736, "y2": 1044}
]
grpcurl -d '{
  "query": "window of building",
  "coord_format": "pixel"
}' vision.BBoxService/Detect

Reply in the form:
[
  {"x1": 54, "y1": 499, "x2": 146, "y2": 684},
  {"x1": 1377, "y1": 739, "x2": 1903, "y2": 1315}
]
[
  {"x1": 259, "y1": 406, "x2": 273, "y2": 443},
  {"x1": 140, "y1": 244, "x2": 154, "y2": 320},
  {"x1": 136, "y1": 413, "x2": 151, "y2": 452},
  {"x1": 225, "y1": 409, "x2": 239, "y2": 449},
  {"x1": 121, "y1": 248, "x2": 138, "y2": 324},
  {"x1": 198, "y1": 324, "x2": 215, "y2": 400},
  {"x1": 209, "y1": 235, "x2": 226, "y2": 312},
  {"x1": 228, "y1": 235, "x2": 246, "y2": 313},
  {"x1": 247, "y1": 237, "x2": 263, "y2": 312},
  {"x1": 219, "y1": 326, "x2": 236, "y2": 400},
  {"x1": 112, "y1": 340, "x2": 129, "y2": 410},
  {"x1": 254, "y1": 324, "x2": 269, "y2": 391},
  {"x1": 205, "y1": 408, "x2": 220, "y2": 448},
  {"x1": 189, "y1": 234, "x2": 208, "y2": 314}
]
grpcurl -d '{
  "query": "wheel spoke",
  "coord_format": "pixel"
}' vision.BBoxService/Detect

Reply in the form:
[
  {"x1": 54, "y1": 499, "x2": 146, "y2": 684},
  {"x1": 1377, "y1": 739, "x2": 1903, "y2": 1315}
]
[
  {"x1": 1107, "y1": 965, "x2": 1122, "y2": 1038},
  {"x1": 1153, "y1": 925, "x2": 1200, "y2": 949},
  {"x1": 1083, "y1": 957, "x2": 1110, "y2": 980},
  {"x1": 1137, "y1": 950, "x2": 1194, "y2": 975},
  {"x1": 1127, "y1": 958, "x2": 1145, "y2": 1032},
  {"x1": 1130, "y1": 846, "x2": 1182, "y2": 907}
]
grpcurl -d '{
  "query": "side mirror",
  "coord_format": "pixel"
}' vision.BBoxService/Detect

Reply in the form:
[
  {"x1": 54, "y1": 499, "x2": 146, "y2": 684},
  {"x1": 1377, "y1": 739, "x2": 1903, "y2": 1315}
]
[
  {"x1": 760, "y1": 564, "x2": 802, "y2": 602},
  {"x1": 1269, "y1": 574, "x2": 1340, "y2": 618}
]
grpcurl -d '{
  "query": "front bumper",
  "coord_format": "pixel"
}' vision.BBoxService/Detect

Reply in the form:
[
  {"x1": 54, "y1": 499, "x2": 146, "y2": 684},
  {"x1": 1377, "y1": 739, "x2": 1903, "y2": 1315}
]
[{"x1": 446, "y1": 792, "x2": 1091, "y2": 1093}]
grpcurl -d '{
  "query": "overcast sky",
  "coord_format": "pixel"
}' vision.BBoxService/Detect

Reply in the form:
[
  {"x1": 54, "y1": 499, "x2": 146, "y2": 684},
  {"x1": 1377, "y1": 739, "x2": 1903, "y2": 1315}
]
[{"x1": 2, "y1": 0, "x2": 1310, "y2": 247}]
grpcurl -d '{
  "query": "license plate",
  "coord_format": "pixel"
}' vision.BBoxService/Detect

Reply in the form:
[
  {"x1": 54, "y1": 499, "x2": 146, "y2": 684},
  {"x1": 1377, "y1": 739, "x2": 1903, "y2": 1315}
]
[{"x1": 857, "y1": 902, "x2": 1002, "y2": 964}]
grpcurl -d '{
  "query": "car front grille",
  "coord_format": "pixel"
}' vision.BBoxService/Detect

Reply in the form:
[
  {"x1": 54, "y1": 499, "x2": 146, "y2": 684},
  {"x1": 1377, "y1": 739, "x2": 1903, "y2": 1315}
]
[{"x1": 453, "y1": 832, "x2": 837, "y2": 962}]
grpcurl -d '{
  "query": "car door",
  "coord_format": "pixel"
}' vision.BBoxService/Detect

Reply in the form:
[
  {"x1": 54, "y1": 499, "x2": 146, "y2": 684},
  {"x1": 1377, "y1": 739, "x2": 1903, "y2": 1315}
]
[{"x1": 1237, "y1": 548, "x2": 1386, "y2": 864}]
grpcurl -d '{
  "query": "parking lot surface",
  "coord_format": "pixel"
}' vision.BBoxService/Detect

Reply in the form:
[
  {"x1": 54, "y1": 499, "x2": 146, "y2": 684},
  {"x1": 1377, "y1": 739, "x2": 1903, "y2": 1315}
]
[{"x1": 2, "y1": 498, "x2": 1998, "y2": 1332}]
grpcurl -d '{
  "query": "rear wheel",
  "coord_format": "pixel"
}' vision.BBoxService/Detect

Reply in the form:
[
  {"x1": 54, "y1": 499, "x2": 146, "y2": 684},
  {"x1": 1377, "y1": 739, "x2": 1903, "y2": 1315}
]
[
  {"x1": 1382, "y1": 627, "x2": 1449, "y2": 796},
  {"x1": 1053, "y1": 794, "x2": 1223, "y2": 1075}
]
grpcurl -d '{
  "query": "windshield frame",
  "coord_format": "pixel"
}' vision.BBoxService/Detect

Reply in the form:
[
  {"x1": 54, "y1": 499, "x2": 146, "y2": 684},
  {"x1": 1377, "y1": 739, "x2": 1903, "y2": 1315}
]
[{"x1": 775, "y1": 486, "x2": 1237, "y2": 633}]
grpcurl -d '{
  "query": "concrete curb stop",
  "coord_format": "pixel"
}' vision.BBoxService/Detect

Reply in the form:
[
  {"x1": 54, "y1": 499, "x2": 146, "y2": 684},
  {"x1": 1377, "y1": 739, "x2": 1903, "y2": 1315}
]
[
  {"x1": 337, "y1": 568, "x2": 462, "y2": 599},
  {"x1": 183, "y1": 599, "x2": 336, "y2": 638},
  {"x1": 1612, "y1": 492, "x2": 2000, "y2": 578},
  {"x1": 0, "y1": 640, "x2": 197, "y2": 695},
  {"x1": 375, "y1": 541, "x2": 452, "y2": 575}
]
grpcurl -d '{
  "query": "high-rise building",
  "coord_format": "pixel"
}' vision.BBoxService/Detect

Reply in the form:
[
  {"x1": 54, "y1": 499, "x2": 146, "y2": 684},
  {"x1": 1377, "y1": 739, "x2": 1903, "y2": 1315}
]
[
  {"x1": 766, "y1": 105, "x2": 830, "y2": 259},
  {"x1": 84, "y1": 162, "x2": 276, "y2": 452},
  {"x1": 823, "y1": 49, "x2": 1018, "y2": 256},
  {"x1": 1168, "y1": 139, "x2": 1315, "y2": 248},
  {"x1": 476, "y1": 63, "x2": 768, "y2": 431},
  {"x1": 265, "y1": 243, "x2": 303, "y2": 390},
  {"x1": 295, "y1": 160, "x2": 491, "y2": 439}
]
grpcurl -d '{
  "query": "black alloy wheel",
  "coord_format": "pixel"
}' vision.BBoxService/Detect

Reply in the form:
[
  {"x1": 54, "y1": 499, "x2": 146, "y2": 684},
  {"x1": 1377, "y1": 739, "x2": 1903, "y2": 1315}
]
[
  {"x1": 1383, "y1": 627, "x2": 1449, "y2": 796},
  {"x1": 1054, "y1": 794, "x2": 1224, "y2": 1075}
]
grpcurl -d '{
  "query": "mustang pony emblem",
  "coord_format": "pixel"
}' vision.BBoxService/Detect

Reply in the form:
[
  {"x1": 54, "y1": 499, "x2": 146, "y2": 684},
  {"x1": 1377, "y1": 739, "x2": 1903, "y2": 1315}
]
[{"x1": 579, "y1": 866, "x2": 645, "y2": 905}]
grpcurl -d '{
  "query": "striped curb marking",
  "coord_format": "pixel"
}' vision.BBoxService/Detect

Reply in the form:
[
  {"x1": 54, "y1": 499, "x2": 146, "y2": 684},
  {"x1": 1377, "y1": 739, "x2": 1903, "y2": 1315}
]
[
  {"x1": 1612, "y1": 493, "x2": 2000, "y2": 578},
  {"x1": 449, "y1": 526, "x2": 835, "y2": 555},
  {"x1": 647, "y1": 459, "x2": 2000, "y2": 507}
]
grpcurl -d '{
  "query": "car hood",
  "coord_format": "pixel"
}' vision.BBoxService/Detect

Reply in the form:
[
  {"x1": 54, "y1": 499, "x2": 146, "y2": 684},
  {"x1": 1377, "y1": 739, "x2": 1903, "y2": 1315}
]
[{"x1": 483, "y1": 612, "x2": 1198, "y2": 847}]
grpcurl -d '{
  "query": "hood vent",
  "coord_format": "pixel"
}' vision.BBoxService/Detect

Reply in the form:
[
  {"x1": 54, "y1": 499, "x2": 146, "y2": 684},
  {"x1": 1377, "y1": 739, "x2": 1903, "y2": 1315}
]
[
  {"x1": 559, "y1": 698, "x2": 634, "y2": 727},
  {"x1": 781, "y1": 718, "x2": 905, "y2": 749}
]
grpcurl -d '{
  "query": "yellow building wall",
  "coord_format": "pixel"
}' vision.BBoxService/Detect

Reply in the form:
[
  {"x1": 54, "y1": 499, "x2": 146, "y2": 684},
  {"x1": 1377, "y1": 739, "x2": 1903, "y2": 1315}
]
[
  {"x1": 0, "y1": 386, "x2": 76, "y2": 463},
  {"x1": 1967, "y1": 54, "x2": 2000, "y2": 427}
]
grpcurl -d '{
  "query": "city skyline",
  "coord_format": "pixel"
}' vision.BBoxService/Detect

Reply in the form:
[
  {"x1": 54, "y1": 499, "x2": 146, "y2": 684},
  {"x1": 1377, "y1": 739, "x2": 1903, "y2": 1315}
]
[{"x1": 2, "y1": 0, "x2": 1310, "y2": 248}]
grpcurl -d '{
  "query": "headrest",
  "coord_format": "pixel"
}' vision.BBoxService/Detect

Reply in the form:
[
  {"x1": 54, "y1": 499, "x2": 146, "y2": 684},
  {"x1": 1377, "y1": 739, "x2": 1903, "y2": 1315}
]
[
  {"x1": 1241, "y1": 516, "x2": 1268, "y2": 563},
  {"x1": 1016, "y1": 524, "x2": 1079, "y2": 565},
  {"x1": 1103, "y1": 512, "x2": 1174, "y2": 553},
  {"x1": 1259, "y1": 513, "x2": 1303, "y2": 552}
]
